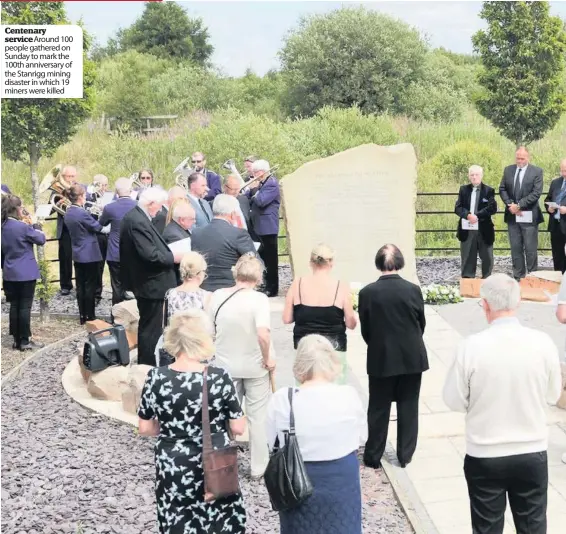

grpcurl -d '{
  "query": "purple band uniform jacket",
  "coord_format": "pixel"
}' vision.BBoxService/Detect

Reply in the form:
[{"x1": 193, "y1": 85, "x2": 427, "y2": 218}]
[
  {"x1": 203, "y1": 169, "x2": 222, "y2": 202},
  {"x1": 247, "y1": 176, "x2": 280, "y2": 236},
  {"x1": 64, "y1": 205, "x2": 103, "y2": 263},
  {"x1": 1, "y1": 219, "x2": 46, "y2": 281},
  {"x1": 98, "y1": 196, "x2": 138, "y2": 262}
]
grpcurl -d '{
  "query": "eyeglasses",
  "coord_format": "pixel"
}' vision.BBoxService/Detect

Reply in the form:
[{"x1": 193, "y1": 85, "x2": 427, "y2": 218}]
[
  {"x1": 196, "y1": 270, "x2": 208, "y2": 280},
  {"x1": 140, "y1": 176, "x2": 152, "y2": 180},
  {"x1": 192, "y1": 159, "x2": 203, "y2": 164}
]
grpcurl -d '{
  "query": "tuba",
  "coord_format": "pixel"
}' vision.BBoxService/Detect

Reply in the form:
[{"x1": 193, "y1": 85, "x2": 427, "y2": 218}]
[
  {"x1": 173, "y1": 157, "x2": 193, "y2": 191},
  {"x1": 39, "y1": 164, "x2": 72, "y2": 216},
  {"x1": 129, "y1": 172, "x2": 142, "y2": 190}
]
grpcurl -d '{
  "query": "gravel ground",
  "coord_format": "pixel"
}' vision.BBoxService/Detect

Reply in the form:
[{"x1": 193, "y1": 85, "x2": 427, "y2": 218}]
[
  {"x1": 1, "y1": 334, "x2": 412, "y2": 534},
  {"x1": 0, "y1": 316, "x2": 84, "y2": 376}
]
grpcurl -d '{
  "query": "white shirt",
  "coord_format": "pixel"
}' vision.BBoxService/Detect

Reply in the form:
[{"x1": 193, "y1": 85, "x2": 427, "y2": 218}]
[
  {"x1": 266, "y1": 384, "x2": 367, "y2": 462},
  {"x1": 210, "y1": 288, "x2": 270, "y2": 378},
  {"x1": 443, "y1": 317, "x2": 562, "y2": 458},
  {"x1": 470, "y1": 186, "x2": 479, "y2": 215},
  {"x1": 514, "y1": 164, "x2": 528, "y2": 192}
]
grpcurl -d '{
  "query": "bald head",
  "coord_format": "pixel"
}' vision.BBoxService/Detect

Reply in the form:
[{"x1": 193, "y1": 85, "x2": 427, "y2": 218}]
[
  {"x1": 223, "y1": 175, "x2": 241, "y2": 197},
  {"x1": 515, "y1": 146, "x2": 530, "y2": 168},
  {"x1": 168, "y1": 186, "x2": 186, "y2": 206},
  {"x1": 375, "y1": 244, "x2": 405, "y2": 273},
  {"x1": 172, "y1": 201, "x2": 196, "y2": 231}
]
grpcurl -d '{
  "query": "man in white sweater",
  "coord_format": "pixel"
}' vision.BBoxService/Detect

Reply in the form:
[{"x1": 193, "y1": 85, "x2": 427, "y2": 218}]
[{"x1": 443, "y1": 273, "x2": 562, "y2": 534}]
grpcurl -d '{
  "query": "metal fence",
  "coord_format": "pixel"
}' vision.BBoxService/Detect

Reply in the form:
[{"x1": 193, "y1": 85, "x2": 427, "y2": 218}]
[{"x1": 38, "y1": 192, "x2": 552, "y2": 283}]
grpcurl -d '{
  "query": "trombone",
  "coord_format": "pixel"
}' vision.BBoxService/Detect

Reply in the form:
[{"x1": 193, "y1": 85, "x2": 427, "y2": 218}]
[{"x1": 240, "y1": 164, "x2": 280, "y2": 193}]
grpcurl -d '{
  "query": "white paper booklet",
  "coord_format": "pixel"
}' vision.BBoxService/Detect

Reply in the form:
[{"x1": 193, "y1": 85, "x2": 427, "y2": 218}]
[
  {"x1": 462, "y1": 220, "x2": 478, "y2": 230},
  {"x1": 516, "y1": 211, "x2": 533, "y2": 223},
  {"x1": 168, "y1": 237, "x2": 191, "y2": 255}
]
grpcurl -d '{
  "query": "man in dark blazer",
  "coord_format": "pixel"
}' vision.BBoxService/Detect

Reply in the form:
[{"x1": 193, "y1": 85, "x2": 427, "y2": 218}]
[
  {"x1": 191, "y1": 151, "x2": 222, "y2": 202},
  {"x1": 544, "y1": 159, "x2": 566, "y2": 273},
  {"x1": 499, "y1": 147, "x2": 544, "y2": 280},
  {"x1": 191, "y1": 194, "x2": 257, "y2": 292},
  {"x1": 163, "y1": 202, "x2": 196, "y2": 284},
  {"x1": 246, "y1": 160, "x2": 280, "y2": 297},
  {"x1": 98, "y1": 177, "x2": 137, "y2": 306},
  {"x1": 358, "y1": 244, "x2": 429, "y2": 470},
  {"x1": 455, "y1": 165, "x2": 498, "y2": 278},
  {"x1": 120, "y1": 187, "x2": 182, "y2": 366}
]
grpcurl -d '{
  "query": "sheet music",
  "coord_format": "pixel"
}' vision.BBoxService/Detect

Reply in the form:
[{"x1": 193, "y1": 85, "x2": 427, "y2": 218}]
[
  {"x1": 35, "y1": 204, "x2": 53, "y2": 219},
  {"x1": 516, "y1": 211, "x2": 533, "y2": 223},
  {"x1": 168, "y1": 237, "x2": 191, "y2": 255},
  {"x1": 99, "y1": 192, "x2": 115, "y2": 207}
]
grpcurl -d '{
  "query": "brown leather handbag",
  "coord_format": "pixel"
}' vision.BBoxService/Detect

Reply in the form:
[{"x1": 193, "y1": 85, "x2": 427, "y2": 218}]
[{"x1": 202, "y1": 366, "x2": 240, "y2": 502}]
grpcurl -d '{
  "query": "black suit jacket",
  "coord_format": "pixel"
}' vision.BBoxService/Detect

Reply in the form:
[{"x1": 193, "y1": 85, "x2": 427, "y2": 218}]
[
  {"x1": 499, "y1": 164, "x2": 544, "y2": 224},
  {"x1": 191, "y1": 218, "x2": 256, "y2": 292},
  {"x1": 152, "y1": 206, "x2": 168, "y2": 234},
  {"x1": 119, "y1": 206, "x2": 176, "y2": 299},
  {"x1": 358, "y1": 274, "x2": 429, "y2": 378},
  {"x1": 544, "y1": 177, "x2": 566, "y2": 235},
  {"x1": 163, "y1": 220, "x2": 191, "y2": 285},
  {"x1": 454, "y1": 183, "x2": 497, "y2": 245}
]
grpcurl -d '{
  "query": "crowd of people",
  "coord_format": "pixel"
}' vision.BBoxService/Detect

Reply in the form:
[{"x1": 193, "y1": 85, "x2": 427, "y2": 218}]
[
  {"x1": 1, "y1": 149, "x2": 565, "y2": 534},
  {"x1": 456, "y1": 148, "x2": 566, "y2": 280}
]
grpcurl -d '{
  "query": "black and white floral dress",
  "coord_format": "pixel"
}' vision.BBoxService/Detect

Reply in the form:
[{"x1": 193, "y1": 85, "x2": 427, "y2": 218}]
[{"x1": 139, "y1": 365, "x2": 246, "y2": 534}]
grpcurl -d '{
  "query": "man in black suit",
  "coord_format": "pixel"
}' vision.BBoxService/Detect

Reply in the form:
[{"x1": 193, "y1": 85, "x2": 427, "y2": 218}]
[
  {"x1": 120, "y1": 187, "x2": 182, "y2": 366},
  {"x1": 163, "y1": 201, "x2": 195, "y2": 284},
  {"x1": 499, "y1": 147, "x2": 544, "y2": 280},
  {"x1": 191, "y1": 194, "x2": 257, "y2": 291},
  {"x1": 544, "y1": 159, "x2": 566, "y2": 273},
  {"x1": 455, "y1": 165, "x2": 498, "y2": 278},
  {"x1": 358, "y1": 244, "x2": 429, "y2": 470}
]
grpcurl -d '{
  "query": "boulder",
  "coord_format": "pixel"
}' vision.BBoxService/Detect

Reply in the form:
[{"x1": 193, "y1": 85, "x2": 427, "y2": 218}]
[
  {"x1": 122, "y1": 364, "x2": 152, "y2": 414},
  {"x1": 112, "y1": 300, "x2": 139, "y2": 349},
  {"x1": 87, "y1": 365, "x2": 130, "y2": 401},
  {"x1": 460, "y1": 278, "x2": 482, "y2": 298},
  {"x1": 459, "y1": 274, "x2": 558, "y2": 302}
]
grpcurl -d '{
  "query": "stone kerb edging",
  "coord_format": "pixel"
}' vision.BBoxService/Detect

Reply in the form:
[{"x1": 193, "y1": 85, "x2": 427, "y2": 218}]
[{"x1": 1, "y1": 330, "x2": 85, "y2": 388}]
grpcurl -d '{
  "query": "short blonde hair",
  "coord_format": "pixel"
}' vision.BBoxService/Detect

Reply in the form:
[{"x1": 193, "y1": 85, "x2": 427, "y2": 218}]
[
  {"x1": 293, "y1": 334, "x2": 340, "y2": 383},
  {"x1": 163, "y1": 310, "x2": 214, "y2": 361},
  {"x1": 179, "y1": 251, "x2": 207, "y2": 282},
  {"x1": 232, "y1": 254, "x2": 264, "y2": 284},
  {"x1": 310, "y1": 243, "x2": 335, "y2": 267}
]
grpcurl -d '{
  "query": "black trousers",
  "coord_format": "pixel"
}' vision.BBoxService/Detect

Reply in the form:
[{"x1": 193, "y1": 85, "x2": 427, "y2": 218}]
[
  {"x1": 460, "y1": 231, "x2": 494, "y2": 279},
  {"x1": 107, "y1": 261, "x2": 126, "y2": 306},
  {"x1": 464, "y1": 452, "x2": 548, "y2": 534},
  {"x1": 258, "y1": 234, "x2": 279, "y2": 294},
  {"x1": 364, "y1": 373, "x2": 422, "y2": 466},
  {"x1": 507, "y1": 222, "x2": 538, "y2": 280},
  {"x1": 550, "y1": 227, "x2": 566, "y2": 273},
  {"x1": 4, "y1": 280, "x2": 36, "y2": 345},
  {"x1": 74, "y1": 261, "x2": 99, "y2": 323},
  {"x1": 137, "y1": 297, "x2": 164, "y2": 367},
  {"x1": 95, "y1": 234, "x2": 108, "y2": 300},
  {"x1": 58, "y1": 225, "x2": 73, "y2": 291}
]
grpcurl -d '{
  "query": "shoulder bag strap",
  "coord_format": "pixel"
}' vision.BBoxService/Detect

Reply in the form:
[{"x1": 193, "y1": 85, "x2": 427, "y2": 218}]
[
  {"x1": 201, "y1": 366, "x2": 213, "y2": 455},
  {"x1": 162, "y1": 293, "x2": 169, "y2": 330},
  {"x1": 288, "y1": 387, "x2": 295, "y2": 436},
  {"x1": 213, "y1": 288, "x2": 245, "y2": 327}
]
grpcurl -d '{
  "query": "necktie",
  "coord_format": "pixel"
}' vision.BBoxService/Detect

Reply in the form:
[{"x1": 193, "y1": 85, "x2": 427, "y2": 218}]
[
  {"x1": 513, "y1": 168, "x2": 522, "y2": 202},
  {"x1": 470, "y1": 187, "x2": 479, "y2": 215},
  {"x1": 555, "y1": 181, "x2": 566, "y2": 220},
  {"x1": 199, "y1": 199, "x2": 211, "y2": 222}
]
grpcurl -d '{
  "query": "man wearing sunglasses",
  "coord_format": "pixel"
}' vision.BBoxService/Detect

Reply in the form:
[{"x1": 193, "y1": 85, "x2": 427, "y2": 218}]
[{"x1": 191, "y1": 152, "x2": 222, "y2": 202}]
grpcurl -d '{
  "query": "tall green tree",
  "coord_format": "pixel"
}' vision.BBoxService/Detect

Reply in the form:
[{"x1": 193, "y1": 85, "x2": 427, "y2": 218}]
[
  {"x1": 278, "y1": 7, "x2": 428, "y2": 117},
  {"x1": 117, "y1": 2, "x2": 213, "y2": 65},
  {"x1": 473, "y1": 1, "x2": 566, "y2": 146},
  {"x1": 1, "y1": 1, "x2": 96, "y2": 320}
]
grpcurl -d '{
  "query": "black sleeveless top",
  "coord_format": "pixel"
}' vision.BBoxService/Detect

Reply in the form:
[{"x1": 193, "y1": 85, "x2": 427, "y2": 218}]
[{"x1": 292, "y1": 278, "x2": 347, "y2": 351}]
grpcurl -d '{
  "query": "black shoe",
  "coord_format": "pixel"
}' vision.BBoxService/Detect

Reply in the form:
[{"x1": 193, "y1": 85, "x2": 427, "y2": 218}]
[
  {"x1": 12, "y1": 342, "x2": 20, "y2": 350},
  {"x1": 363, "y1": 458, "x2": 382, "y2": 469},
  {"x1": 398, "y1": 458, "x2": 411, "y2": 468},
  {"x1": 19, "y1": 340, "x2": 44, "y2": 352},
  {"x1": 60, "y1": 289, "x2": 71, "y2": 296}
]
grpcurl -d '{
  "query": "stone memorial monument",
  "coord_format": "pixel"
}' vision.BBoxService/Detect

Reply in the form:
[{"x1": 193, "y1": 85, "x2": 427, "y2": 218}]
[{"x1": 281, "y1": 143, "x2": 419, "y2": 285}]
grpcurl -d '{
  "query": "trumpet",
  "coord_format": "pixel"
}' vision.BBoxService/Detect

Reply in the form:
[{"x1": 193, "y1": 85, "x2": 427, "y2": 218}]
[
  {"x1": 87, "y1": 182, "x2": 103, "y2": 200},
  {"x1": 240, "y1": 164, "x2": 280, "y2": 193}
]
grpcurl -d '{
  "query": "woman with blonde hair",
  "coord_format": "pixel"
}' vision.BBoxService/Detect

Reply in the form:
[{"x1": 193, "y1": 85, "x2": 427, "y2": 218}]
[
  {"x1": 154, "y1": 251, "x2": 211, "y2": 364},
  {"x1": 210, "y1": 254, "x2": 275, "y2": 479},
  {"x1": 283, "y1": 243, "x2": 357, "y2": 384},
  {"x1": 266, "y1": 334, "x2": 366, "y2": 534},
  {"x1": 139, "y1": 310, "x2": 247, "y2": 533}
]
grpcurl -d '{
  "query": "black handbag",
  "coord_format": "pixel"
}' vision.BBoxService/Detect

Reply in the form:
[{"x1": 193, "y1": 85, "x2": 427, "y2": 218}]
[{"x1": 263, "y1": 388, "x2": 313, "y2": 512}]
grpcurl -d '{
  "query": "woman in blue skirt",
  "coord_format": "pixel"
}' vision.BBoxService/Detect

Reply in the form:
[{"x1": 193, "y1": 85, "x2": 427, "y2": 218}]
[{"x1": 266, "y1": 334, "x2": 367, "y2": 534}]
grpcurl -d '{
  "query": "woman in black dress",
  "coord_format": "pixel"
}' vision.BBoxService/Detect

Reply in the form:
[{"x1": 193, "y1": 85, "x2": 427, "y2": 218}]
[{"x1": 138, "y1": 310, "x2": 247, "y2": 534}]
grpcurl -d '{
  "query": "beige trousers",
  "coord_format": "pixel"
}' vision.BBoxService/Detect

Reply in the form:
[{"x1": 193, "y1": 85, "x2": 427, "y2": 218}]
[{"x1": 233, "y1": 374, "x2": 271, "y2": 477}]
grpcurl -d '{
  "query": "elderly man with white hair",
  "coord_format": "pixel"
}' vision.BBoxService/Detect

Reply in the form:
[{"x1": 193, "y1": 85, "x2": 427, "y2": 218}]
[
  {"x1": 191, "y1": 194, "x2": 257, "y2": 291},
  {"x1": 455, "y1": 165, "x2": 498, "y2": 279},
  {"x1": 246, "y1": 159, "x2": 280, "y2": 297},
  {"x1": 163, "y1": 201, "x2": 196, "y2": 285},
  {"x1": 98, "y1": 177, "x2": 137, "y2": 306},
  {"x1": 120, "y1": 187, "x2": 183, "y2": 366},
  {"x1": 443, "y1": 273, "x2": 562, "y2": 534},
  {"x1": 544, "y1": 158, "x2": 566, "y2": 273}
]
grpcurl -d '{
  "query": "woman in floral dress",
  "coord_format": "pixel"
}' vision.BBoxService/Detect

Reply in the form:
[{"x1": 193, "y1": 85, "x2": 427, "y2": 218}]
[{"x1": 139, "y1": 310, "x2": 247, "y2": 534}]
